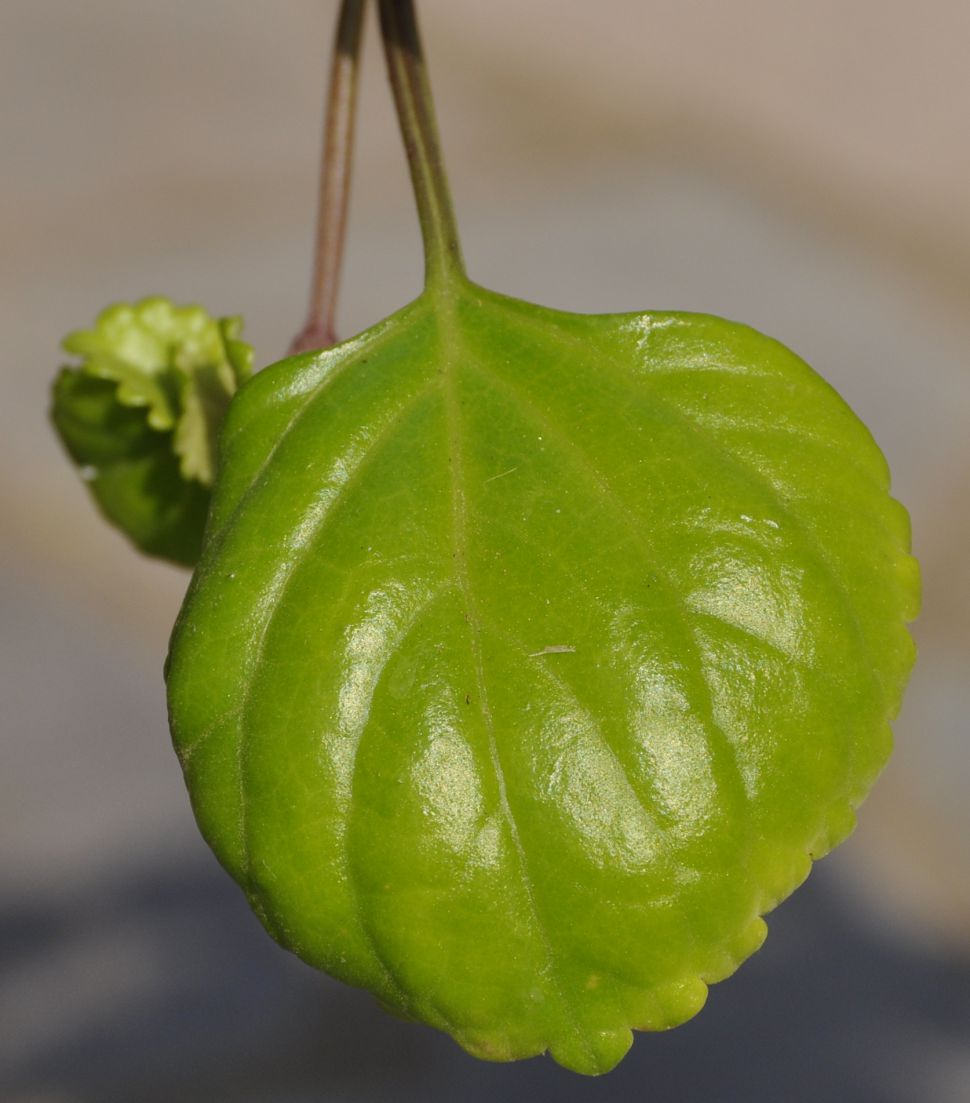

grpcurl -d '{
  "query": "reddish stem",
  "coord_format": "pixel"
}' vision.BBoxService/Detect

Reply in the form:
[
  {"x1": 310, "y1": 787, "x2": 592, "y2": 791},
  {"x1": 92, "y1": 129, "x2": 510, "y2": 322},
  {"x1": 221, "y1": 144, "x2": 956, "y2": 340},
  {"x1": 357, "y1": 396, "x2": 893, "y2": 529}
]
[{"x1": 290, "y1": 0, "x2": 366, "y2": 354}]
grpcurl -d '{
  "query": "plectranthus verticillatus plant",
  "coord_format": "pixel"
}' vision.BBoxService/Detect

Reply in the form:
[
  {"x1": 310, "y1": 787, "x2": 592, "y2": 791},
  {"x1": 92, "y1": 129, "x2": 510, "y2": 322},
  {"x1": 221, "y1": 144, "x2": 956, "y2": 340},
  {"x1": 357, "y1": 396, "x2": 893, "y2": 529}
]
[{"x1": 50, "y1": 0, "x2": 918, "y2": 1076}]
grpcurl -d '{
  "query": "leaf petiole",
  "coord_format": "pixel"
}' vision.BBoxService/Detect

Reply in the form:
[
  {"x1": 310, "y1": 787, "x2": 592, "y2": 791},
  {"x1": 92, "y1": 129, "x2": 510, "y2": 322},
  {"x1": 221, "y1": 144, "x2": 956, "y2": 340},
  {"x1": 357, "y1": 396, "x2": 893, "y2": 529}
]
[
  {"x1": 378, "y1": 0, "x2": 467, "y2": 294},
  {"x1": 291, "y1": 0, "x2": 367, "y2": 354}
]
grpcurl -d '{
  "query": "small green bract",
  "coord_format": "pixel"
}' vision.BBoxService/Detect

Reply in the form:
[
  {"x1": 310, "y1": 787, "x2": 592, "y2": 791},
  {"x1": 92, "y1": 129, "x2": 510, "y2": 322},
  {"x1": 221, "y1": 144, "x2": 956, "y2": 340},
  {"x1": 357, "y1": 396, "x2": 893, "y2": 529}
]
[
  {"x1": 165, "y1": 280, "x2": 918, "y2": 1073},
  {"x1": 51, "y1": 297, "x2": 252, "y2": 565}
]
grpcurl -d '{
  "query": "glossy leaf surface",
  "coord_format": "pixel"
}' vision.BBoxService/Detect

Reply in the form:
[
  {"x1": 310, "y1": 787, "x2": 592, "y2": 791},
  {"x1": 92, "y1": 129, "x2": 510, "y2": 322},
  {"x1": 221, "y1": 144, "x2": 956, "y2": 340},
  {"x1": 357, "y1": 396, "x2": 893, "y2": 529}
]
[
  {"x1": 51, "y1": 298, "x2": 252, "y2": 565},
  {"x1": 167, "y1": 283, "x2": 917, "y2": 1073}
]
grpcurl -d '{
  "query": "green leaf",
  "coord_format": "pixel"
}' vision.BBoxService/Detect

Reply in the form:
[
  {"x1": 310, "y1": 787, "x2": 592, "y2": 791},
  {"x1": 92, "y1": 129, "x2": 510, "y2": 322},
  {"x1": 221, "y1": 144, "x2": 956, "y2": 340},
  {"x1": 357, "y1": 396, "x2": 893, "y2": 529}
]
[
  {"x1": 166, "y1": 283, "x2": 918, "y2": 1074},
  {"x1": 51, "y1": 297, "x2": 252, "y2": 566}
]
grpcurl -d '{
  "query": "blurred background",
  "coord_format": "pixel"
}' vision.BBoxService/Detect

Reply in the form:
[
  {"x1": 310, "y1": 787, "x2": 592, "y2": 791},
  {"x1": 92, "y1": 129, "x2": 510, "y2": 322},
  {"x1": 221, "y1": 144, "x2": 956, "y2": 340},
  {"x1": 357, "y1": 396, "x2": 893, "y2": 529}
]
[{"x1": 2, "y1": 1, "x2": 968, "y2": 1099}]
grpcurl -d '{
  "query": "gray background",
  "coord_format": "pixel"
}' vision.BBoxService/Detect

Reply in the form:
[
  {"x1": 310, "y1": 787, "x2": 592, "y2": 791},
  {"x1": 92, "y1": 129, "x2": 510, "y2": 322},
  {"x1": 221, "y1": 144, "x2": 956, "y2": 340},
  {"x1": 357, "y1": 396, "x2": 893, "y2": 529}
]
[{"x1": 2, "y1": 2, "x2": 969, "y2": 1100}]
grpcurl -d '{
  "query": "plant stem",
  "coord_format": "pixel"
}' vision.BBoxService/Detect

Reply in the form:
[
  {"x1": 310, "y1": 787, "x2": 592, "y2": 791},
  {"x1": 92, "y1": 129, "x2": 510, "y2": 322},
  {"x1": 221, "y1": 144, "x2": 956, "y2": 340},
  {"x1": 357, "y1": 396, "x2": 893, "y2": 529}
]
[
  {"x1": 290, "y1": 0, "x2": 366, "y2": 354},
  {"x1": 378, "y1": 0, "x2": 466, "y2": 292}
]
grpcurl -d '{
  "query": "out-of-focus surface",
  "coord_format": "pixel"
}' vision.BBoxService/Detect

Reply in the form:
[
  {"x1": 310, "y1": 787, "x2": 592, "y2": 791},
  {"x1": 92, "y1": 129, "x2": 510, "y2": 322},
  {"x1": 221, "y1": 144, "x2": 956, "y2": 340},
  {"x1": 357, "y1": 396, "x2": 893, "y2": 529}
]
[{"x1": 2, "y1": 2, "x2": 968, "y2": 1100}]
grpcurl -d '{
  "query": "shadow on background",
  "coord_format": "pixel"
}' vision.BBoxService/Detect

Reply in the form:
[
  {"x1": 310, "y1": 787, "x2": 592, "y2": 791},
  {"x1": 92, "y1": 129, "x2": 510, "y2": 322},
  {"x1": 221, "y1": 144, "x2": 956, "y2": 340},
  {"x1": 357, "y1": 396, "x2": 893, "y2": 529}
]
[{"x1": 4, "y1": 854, "x2": 968, "y2": 1103}]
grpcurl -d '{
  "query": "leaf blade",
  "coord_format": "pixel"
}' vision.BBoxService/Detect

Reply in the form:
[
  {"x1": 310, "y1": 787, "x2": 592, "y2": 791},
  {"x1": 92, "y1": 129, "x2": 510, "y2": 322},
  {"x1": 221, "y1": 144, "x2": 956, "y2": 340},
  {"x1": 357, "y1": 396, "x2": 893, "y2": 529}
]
[{"x1": 167, "y1": 285, "x2": 917, "y2": 1072}]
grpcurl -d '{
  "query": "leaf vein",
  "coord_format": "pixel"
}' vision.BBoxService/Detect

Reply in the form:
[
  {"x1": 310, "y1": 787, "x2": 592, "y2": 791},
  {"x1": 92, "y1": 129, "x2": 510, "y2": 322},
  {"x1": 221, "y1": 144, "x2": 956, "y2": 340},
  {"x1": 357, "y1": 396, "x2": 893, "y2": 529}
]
[
  {"x1": 484, "y1": 301, "x2": 888, "y2": 794},
  {"x1": 458, "y1": 347, "x2": 750, "y2": 825},
  {"x1": 208, "y1": 305, "x2": 425, "y2": 550},
  {"x1": 342, "y1": 585, "x2": 452, "y2": 1017},
  {"x1": 233, "y1": 380, "x2": 438, "y2": 887},
  {"x1": 440, "y1": 343, "x2": 598, "y2": 1065}
]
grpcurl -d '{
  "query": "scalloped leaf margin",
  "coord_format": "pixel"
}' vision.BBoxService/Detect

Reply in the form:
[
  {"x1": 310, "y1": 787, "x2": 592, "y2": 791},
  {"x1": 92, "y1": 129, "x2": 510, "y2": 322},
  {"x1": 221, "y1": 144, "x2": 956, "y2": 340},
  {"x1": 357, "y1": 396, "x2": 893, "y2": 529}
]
[{"x1": 167, "y1": 284, "x2": 918, "y2": 1073}]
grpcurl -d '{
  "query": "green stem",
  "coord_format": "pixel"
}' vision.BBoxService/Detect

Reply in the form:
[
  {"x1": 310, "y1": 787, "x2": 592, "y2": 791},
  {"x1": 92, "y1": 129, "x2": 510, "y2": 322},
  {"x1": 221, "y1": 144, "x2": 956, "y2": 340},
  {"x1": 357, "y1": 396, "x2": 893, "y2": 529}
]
[
  {"x1": 378, "y1": 0, "x2": 466, "y2": 292},
  {"x1": 291, "y1": 0, "x2": 366, "y2": 354}
]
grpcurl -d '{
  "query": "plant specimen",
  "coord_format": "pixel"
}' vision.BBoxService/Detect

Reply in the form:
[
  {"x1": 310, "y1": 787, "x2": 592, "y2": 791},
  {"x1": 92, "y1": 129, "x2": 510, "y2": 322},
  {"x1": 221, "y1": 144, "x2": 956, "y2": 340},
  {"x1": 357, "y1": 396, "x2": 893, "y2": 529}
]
[{"x1": 51, "y1": 0, "x2": 918, "y2": 1075}]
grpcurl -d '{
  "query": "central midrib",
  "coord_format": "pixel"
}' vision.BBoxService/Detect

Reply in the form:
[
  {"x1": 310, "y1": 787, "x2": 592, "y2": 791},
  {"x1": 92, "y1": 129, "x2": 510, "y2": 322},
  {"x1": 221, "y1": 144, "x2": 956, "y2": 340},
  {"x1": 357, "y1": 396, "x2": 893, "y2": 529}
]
[{"x1": 435, "y1": 297, "x2": 596, "y2": 1062}]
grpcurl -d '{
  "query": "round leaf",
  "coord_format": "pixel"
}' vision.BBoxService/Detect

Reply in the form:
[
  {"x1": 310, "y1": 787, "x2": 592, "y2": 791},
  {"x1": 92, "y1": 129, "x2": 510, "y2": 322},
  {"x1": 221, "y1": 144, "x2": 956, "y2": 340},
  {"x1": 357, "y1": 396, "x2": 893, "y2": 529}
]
[{"x1": 166, "y1": 284, "x2": 917, "y2": 1073}]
